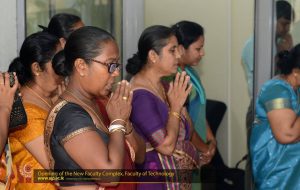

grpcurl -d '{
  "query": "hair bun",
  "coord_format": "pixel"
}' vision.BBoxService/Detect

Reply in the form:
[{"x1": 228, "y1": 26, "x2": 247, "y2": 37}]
[
  {"x1": 277, "y1": 50, "x2": 292, "y2": 74},
  {"x1": 52, "y1": 50, "x2": 69, "y2": 77},
  {"x1": 278, "y1": 50, "x2": 290, "y2": 60},
  {"x1": 126, "y1": 53, "x2": 143, "y2": 75},
  {"x1": 8, "y1": 57, "x2": 27, "y2": 85}
]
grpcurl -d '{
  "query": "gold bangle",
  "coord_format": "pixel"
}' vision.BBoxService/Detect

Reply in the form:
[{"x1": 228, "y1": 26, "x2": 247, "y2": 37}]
[
  {"x1": 169, "y1": 111, "x2": 181, "y2": 120},
  {"x1": 110, "y1": 119, "x2": 127, "y2": 125},
  {"x1": 110, "y1": 128, "x2": 126, "y2": 134},
  {"x1": 108, "y1": 124, "x2": 126, "y2": 133},
  {"x1": 110, "y1": 129, "x2": 125, "y2": 135}
]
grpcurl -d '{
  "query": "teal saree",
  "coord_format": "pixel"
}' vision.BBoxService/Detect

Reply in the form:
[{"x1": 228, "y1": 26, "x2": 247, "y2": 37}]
[{"x1": 250, "y1": 78, "x2": 300, "y2": 190}]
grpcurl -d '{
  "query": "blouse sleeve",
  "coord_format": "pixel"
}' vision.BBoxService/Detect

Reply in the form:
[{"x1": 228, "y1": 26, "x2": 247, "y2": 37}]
[
  {"x1": 53, "y1": 103, "x2": 96, "y2": 146},
  {"x1": 130, "y1": 90, "x2": 167, "y2": 148},
  {"x1": 260, "y1": 83, "x2": 293, "y2": 113}
]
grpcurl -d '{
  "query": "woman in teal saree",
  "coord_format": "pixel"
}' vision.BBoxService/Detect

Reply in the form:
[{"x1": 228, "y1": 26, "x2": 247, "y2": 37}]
[
  {"x1": 250, "y1": 45, "x2": 300, "y2": 190},
  {"x1": 171, "y1": 21, "x2": 216, "y2": 164}
]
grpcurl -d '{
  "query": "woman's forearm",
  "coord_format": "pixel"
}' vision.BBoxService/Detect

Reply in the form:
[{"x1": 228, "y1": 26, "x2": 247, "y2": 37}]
[
  {"x1": 0, "y1": 107, "x2": 10, "y2": 153},
  {"x1": 191, "y1": 131, "x2": 209, "y2": 153},
  {"x1": 125, "y1": 128, "x2": 146, "y2": 164}
]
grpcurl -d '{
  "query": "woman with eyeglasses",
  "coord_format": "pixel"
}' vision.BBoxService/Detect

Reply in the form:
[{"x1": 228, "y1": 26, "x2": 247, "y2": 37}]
[{"x1": 45, "y1": 26, "x2": 145, "y2": 190}]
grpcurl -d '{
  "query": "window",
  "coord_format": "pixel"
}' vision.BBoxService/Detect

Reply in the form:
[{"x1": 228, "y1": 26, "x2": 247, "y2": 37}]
[{"x1": 24, "y1": 0, "x2": 122, "y2": 78}]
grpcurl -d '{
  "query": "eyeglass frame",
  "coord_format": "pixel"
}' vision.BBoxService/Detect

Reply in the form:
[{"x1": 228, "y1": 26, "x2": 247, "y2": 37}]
[{"x1": 88, "y1": 59, "x2": 121, "y2": 74}]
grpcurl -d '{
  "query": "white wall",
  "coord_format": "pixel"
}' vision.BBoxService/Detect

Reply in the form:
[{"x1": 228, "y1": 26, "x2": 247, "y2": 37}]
[
  {"x1": 231, "y1": 0, "x2": 254, "y2": 167},
  {"x1": 145, "y1": 0, "x2": 254, "y2": 166},
  {"x1": 0, "y1": 0, "x2": 18, "y2": 71}
]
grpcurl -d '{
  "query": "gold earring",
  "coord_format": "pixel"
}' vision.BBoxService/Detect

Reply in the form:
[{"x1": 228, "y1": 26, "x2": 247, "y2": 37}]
[
  {"x1": 80, "y1": 73, "x2": 84, "y2": 77},
  {"x1": 35, "y1": 73, "x2": 40, "y2": 76}
]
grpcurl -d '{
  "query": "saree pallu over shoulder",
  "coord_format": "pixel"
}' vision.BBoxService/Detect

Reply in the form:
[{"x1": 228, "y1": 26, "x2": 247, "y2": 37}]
[
  {"x1": 250, "y1": 78, "x2": 300, "y2": 190},
  {"x1": 131, "y1": 89, "x2": 200, "y2": 190},
  {"x1": 9, "y1": 103, "x2": 57, "y2": 190},
  {"x1": 45, "y1": 100, "x2": 136, "y2": 190},
  {"x1": 0, "y1": 140, "x2": 14, "y2": 190},
  {"x1": 44, "y1": 100, "x2": 68, "y2": 169},
  {"x1": 180, "y1": 66, "x2": 207, "y2": 142}
]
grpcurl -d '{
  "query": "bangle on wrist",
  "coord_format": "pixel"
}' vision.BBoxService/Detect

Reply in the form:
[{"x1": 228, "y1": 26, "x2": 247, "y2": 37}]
[
  {"x1": 110, "y1": 128, "x2": 126, "y2": 134},
  {"x1": 108, "y1": 124, "x2": 126, "y2": 134},
  {"x1": 110, "y1": 119, "x2": 127, "y2": 126},
  {"x1": 169, "y1": 111, "x2": 181, "y2": 120}
]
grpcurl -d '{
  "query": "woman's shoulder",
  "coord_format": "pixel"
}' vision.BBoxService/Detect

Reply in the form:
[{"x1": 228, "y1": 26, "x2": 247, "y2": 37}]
[
  {"x1": 52, "y1": 102, "x2": 96, "y2": 139},
  {"x1": 132, "y1": 87, "x2": 157, "y2": 98},
  {"x1": 261, "y1": 77, "x2": 292, "y2": 92},
  {"x1": 55, "y1": 102, "x2": 92, "y2": 123},
  {"x1": 24, "y1": 102, "x2": 48, "y2": 118},
  {"x1": 258, "y1": 77, "x2": 294, "y2": 102}
]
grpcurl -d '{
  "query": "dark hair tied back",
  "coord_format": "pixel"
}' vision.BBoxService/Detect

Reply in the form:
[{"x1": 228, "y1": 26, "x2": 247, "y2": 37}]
[
  {"x1": 126, "y1": 53, "x2": 143, "y2": 75},
  {"x1": 277, "y1": 50, "x2": 292, "y2": 75},
  {"x1": 126, "y1": 25, "x2": 174, "y2": 75},
  {"x1": 52, "y1": 50, "x2": 69, "y2": 77},
  {"x1": 277, "y1": 44, "x2": 300, "y2": 75},
  {"x1": 278, "y1": 50, "x2": 290, "y2": 61},
  {"x1": 171, "y1": 21, "x2": 204, "y2": 49},
  {"x1": 8, "y1": 31, "x2": 59, "y2": 85},
  {"x1": 63, "y1": 26, "x2": 115, "y2": 75},
  {"x1": 8, "y1": 57, "x2": 27, "y2": 85}
]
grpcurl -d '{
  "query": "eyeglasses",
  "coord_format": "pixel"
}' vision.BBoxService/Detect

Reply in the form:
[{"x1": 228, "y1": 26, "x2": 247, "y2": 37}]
[{"x1": 89, "y1": 59, "x2": 121, "y2": 74}]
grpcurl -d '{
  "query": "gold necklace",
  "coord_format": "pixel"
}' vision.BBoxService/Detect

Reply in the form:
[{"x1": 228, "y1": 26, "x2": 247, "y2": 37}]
[
  {"x1": 64, "y1": 90, "x2": 108, "y2": 133},
  {"x1": 25, "y1": 85, "x2": 52, "y2": 108},
  {"x1": 144, "y1": 76, "x2": 168, "y2": 103}
]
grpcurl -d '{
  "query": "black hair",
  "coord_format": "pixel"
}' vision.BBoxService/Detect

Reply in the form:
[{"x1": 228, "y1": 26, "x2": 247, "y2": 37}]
[
  {"x1": 54, "y1": 26, "x2": 115, "y2": 76},
  {"x1": 52, "y1": 50, "x2": 68, "y2": 77},
  {"x1": 171, "y1": 21, "x2": 204, "y2": 49},
  {"x1": 39, "y1": 13, "x2": 82, "y2": 39},
  {"x1": 126, "y1": 25, "x2": 175, "y2": 75},
  {"x1": 277, "y1": 44, "x2": 300, "y2": 75},
  {"x1": 8, "y1": 32, "x2": 59, "y2": 85},
  {"x1": 276, "y1": 0, "x2": 294, "y2": 21}
]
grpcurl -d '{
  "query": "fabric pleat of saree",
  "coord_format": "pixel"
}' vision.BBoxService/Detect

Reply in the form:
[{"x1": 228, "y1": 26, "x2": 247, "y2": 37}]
[
  {"x1": 8, "y1": 103, "x2": 57, "y2": 190},
  {"x1": 130, "y1": 89, "x2": 201, "y2": 190},
  {"x1": 250, "y1": 78, "x2": 300, "y2": 190},
  {"x1": 0, "y1": 141, "x2": 14, "y2": 190},
  {"x1": 180, "y1": 66, "x2": 207, "y2": 142}
]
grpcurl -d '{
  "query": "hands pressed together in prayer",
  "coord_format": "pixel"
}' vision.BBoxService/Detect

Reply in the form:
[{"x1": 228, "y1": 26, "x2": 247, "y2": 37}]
[
  {"x1": 106, "y1": 80, "x2": 133, "y2": 131},
  {"x1": 167, "y1": 71, "x2": 192, "y2": 113}
]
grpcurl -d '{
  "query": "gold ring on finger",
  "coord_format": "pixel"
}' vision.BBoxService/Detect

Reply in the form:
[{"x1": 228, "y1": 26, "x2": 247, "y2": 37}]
[{"x1": 122, "y1": 96, "x2": 128, "y2": 101}]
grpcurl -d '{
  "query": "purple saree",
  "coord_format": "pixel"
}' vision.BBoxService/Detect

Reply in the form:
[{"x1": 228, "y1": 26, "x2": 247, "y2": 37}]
[{"x1": 130, "y1": 89, "x2": 200, "y2": 190}]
